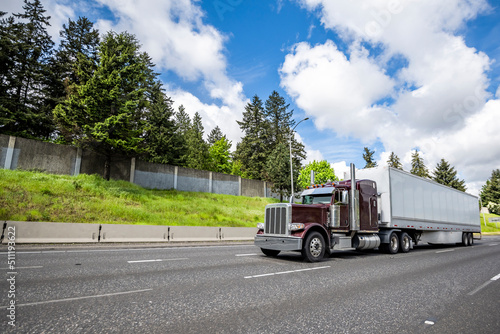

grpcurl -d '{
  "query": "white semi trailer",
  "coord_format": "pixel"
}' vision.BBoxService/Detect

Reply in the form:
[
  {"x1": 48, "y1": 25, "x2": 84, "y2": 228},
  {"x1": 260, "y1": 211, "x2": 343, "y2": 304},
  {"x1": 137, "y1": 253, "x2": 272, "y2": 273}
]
[{"x1": 255, "y1": 164, "x2": 481, "y2": 262}]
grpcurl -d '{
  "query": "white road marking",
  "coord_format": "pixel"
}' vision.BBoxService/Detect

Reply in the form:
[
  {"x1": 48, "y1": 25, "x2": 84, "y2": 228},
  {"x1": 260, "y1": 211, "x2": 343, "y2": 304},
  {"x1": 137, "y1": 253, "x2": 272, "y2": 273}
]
[
  {"x1": 0, "y1": 289, "x2": 153, "y2": 308},
  {"x1": 235, "y1": 253, "x2": 258, "y2": 257},
  {"x1": 468, "y1": 272, "x2": 500, "y2": 295},
  {"x1": 436, "y1": 249, "x2": 455, "y2": 254},
  {"x1": 127, "y1": 258, "x2": 187, "y2": 263},
  {"x1": 0, "y1": 266, "x2": 43, "y2": 270},
  {"x1": 424, "y1": 320, "x2": 435, "y2": 325},
  {"x1": 489, "y1": 243, "x2": 499, "y2": 246},
  {"x1": 245, "y1": 266, "x2": 330, "y2": 279}
]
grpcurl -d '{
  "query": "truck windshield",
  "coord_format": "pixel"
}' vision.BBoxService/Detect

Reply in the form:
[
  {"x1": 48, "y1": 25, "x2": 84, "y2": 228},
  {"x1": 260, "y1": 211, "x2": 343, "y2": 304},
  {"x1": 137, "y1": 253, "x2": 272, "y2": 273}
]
[{"x1": 302, "y1": 195, "x2": 332, "y2": 205}]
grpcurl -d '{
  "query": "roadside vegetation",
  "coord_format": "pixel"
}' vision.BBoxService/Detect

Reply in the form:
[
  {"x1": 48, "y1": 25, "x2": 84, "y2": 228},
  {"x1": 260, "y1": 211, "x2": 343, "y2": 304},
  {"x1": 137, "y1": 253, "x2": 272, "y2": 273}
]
[
  {"x1": 0, "y1": 169, "x2": 278, "y2": 227},
  {"x1": 480, "y1": 213, "x2": 500, "y2": 233}
]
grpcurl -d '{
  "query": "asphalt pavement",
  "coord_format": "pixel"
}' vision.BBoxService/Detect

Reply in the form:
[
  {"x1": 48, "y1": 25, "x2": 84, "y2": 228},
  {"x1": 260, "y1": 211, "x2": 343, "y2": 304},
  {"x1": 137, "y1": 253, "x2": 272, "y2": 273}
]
[{"x1": 1, "y1": 236, "x2": 499, "y2": 333}]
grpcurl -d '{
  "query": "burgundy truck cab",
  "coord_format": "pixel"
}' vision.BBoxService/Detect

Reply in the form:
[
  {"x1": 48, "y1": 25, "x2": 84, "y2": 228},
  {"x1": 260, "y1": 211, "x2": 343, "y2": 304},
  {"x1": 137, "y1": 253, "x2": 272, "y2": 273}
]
[{"x1": 255, "y1": 179, "x2": 379, "y2": 262}]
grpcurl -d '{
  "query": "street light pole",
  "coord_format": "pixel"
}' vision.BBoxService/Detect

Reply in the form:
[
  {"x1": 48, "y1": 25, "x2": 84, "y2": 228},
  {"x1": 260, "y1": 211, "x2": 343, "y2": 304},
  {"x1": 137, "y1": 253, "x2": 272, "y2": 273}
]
[{"x1": 289, "y1": 117, "x2": 309, "y2": 203}]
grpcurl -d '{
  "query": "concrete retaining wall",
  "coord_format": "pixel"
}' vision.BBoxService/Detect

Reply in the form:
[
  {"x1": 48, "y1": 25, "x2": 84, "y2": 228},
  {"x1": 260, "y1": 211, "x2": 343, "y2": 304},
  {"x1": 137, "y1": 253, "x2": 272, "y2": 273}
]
[
  {"x1": 0, "y1": 134, "x2": 274, "y2": 198},
  {"x1": 0, "y1": 221, "x2": 257, "y2": 244}
]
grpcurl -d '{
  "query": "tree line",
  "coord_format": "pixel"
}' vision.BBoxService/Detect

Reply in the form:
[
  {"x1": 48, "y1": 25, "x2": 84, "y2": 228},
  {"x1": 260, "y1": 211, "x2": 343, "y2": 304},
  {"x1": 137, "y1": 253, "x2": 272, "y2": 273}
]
[{"x1": 0, "y1": 0, "x2": 305, "y2": 200}]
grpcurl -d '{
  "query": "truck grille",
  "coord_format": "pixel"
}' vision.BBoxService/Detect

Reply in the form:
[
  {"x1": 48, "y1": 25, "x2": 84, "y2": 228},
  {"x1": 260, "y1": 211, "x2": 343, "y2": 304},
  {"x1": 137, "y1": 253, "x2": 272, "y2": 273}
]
[{"x1": 264, "y1": 205, "x2": 290, "y2": 235}]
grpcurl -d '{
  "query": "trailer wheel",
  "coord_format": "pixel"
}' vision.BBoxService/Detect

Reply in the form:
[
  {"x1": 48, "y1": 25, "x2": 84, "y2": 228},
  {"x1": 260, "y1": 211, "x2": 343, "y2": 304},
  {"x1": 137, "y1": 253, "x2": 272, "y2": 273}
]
[
  {"x1": 302, "y1": 232, "x2": 325, "y2": 262},
  {"x1": 261, "y1": 248, "x2": 280, "y2": 257},
  {"x1": 462, "y1": 233, "x2": 468, "y2": 247},
  {"x1": 467, "y1": 233, "x2": 473, "y2": 246},
  {"x1": 381, "y1": 232, "x2": 399, "y2": 254},
  {"x1": 399, "y1": 232, "x2": 411, "y2": 253}
]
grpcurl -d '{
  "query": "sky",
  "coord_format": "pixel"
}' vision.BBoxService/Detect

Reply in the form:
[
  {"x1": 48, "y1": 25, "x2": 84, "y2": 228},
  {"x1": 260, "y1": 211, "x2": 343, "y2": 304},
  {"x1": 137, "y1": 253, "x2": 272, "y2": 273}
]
[{"x1": 4, "y1": 0, "x2": 500, "y2": 195}]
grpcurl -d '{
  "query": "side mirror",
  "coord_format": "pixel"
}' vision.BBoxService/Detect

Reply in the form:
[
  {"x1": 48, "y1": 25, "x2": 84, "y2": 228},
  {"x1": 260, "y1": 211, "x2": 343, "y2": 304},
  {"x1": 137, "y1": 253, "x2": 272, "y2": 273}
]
[{"x1": 341, "y1": 190, "x2": 349, "y2": 204}]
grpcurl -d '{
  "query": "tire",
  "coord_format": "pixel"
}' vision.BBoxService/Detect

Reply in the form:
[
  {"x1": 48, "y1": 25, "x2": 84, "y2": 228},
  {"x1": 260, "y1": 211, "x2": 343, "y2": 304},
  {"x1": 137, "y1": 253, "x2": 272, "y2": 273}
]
[
  {"x1": 462, "y1": 233, "x2": 468, "y2": 247},
  {"x1": 261, "y1": 248, "x2": 280, "y2": 257},
  {"x1": 467, "y1": 233, "x2": 473, "y2": 246},
  {"x1": 381, "y1": 232, "x2": 399, "y2": 254},
  {"x1": 302, "y1": 232, "x2": 326, "y2": 262},
  {"x1": 399, "y1": 232, "x2": 411, "y2": 253}
]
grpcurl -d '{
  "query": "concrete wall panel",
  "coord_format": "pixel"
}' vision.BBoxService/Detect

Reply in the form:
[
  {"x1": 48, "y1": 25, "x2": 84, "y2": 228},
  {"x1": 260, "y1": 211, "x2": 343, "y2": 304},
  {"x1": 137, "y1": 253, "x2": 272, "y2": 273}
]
[
  {"x1": 169, "y1": 226, "x2": 220, "y2": 241},
  {"x1": 220, "y1": 227, "x2": 258, "y2": 241},
  {"x1": 15, "y1": 137, "x2": 77, "y2": 175},
  {"x1": 241, "y1": 178, "x2": 264, "y2": 197},
  {"x1": 2, "y1": 221, "x2": 99, "y2": 244},
  {"x1": 100, "y1": 224, "x2": 168, "y2": 242}
]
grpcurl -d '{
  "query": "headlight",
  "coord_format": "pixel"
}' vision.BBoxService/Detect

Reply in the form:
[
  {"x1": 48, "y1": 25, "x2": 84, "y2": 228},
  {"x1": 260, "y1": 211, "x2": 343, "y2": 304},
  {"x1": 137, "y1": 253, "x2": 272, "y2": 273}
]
[
  {"x1": 257, "y1": 223, "x2": 265, "y2": 230},
  {"x1": 289, "y1": 223, "x2": 305, "y2": 231}
]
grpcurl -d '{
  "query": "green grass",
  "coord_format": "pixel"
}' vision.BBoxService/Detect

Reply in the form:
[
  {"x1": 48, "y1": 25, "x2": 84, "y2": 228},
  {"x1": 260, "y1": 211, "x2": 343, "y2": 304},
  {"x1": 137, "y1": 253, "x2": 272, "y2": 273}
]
[
  {"x1": 480, "y1": 213, "x2": 500, "y2": 233},
  {"x1": 0, "y1": 169, "x2": 278, "y2": 227}
]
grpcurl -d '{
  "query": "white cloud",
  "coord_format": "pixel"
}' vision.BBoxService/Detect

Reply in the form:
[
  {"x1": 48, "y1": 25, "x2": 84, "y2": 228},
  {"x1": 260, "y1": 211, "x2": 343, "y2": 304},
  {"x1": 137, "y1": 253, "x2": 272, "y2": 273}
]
[
  {"x1": 332, "y1": 161, "x2": 350, "y2": 180},
  {"x1": 280, "y1": 40, "x2": 395, "y2": 142},
  {"x1": 286, "y1": 0, "x2": 498, "y2": 194}
]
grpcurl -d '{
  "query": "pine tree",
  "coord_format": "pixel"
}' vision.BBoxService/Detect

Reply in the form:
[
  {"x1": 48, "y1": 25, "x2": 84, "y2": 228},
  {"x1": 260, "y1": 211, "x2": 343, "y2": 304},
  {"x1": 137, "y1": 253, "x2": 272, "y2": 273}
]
[
  {"x1": 234, "y1": 95, "x2": 269, "y2": 179},
  {"x1": 144, "y1": 83, "x2": 184, "y2": 165},
  {"x1": 264, "y1": 90, "x2": 293, "y2": 147},
  {"x1": 46, "y1": 17, "x2": 100, "y2": 135},
  {"x1": 185, "y1": 112, "x2": 210, "y2": 170},
  {"x1": 363, "y1": 147, "x2": 377, "y2": 168},
  {"x1": 432, "y1": 159, "x2": 466, "y2": 191},
  {"x1": 387, "y1": 152, "x2": 403, "y2": 169},
  {"x1": 480, "y1": 169, "x2": 500, "y2": 214},
  {"x1": 53, "y1": 31, "x2": 157, "y2": 180},
  {"x1": 263, "y1": 91, "x2": 306, "y2": 189},
  {"x1": 265, "y1": 142, "x2": 291, "y2": 202},
  {"x1": 0, "y1": 0, "x2": 55, "y2": 139},
  {"x1": 410, "y1": 150, "x2": 430, "y2": 178},
  {"x1": 207, "y1": 125, "x2": 224, "y2": 146}
]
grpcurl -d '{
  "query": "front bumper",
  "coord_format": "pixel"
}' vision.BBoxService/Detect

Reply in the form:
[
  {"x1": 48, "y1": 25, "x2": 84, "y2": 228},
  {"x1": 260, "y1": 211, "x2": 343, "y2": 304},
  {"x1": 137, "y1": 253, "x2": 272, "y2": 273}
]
[{"x1": 254, "y1": 234, "x2": 302, "y2": 251}]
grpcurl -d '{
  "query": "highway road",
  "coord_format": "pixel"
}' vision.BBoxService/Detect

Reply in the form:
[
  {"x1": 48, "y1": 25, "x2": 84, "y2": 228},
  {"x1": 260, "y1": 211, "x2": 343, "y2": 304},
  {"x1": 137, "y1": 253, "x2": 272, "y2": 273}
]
[{"x1": 1, "y1": 235, "x2": 499, "y2": 333}]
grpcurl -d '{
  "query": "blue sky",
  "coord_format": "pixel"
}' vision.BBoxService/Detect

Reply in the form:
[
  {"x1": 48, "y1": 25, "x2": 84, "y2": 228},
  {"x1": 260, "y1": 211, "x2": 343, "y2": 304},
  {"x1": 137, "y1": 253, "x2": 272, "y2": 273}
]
[{"x1": 5, "y1": 0, "x2": 500, "y2": 194}]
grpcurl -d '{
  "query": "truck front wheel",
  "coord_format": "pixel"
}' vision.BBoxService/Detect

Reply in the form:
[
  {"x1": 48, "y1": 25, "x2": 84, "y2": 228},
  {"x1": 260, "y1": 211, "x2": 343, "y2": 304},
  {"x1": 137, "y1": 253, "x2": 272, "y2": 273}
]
[
  {"x1": 302, "y1": 232, "x2": 325, "y2": 262},
  {"x1": 261, "y1": 248, "x2": 280, "y2": 257}
]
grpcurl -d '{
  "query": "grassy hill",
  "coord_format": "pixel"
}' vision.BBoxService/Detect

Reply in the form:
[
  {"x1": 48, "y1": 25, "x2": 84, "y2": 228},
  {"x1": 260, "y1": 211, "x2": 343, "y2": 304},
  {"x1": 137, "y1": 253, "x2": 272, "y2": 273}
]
[{"x1": 0, "y1": 169, "x2": 278, "y2": 227}]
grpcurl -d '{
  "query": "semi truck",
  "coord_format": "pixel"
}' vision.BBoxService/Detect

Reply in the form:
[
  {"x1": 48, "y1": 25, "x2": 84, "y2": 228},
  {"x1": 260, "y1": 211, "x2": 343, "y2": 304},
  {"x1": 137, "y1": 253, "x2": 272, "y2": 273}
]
[{"x1": 255, "y1": 164, "x2": 481, "y2": 262}]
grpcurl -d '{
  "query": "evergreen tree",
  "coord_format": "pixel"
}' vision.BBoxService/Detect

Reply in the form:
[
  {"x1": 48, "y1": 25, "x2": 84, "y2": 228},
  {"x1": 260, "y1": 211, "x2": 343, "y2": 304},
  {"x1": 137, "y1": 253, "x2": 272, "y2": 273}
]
[
  {"x1": 387, "y1": 152, "x2": 403, "y2": 169},
  {"x1": 265, "y1": 142, "x2": 291, "y2": 202},
  {"x1": 298, "y1": 160, "x2": 338, "y2": 189},
  {"x1": 207, "y1": 125, "x2": 224, "y2": 146},
  {"x1": 174, "y1": 105, "x2": 191, "y2": 166},
  {"x1": 263, "y1": 91, "x2": 306, "y2": 189},
  {"x1": 53, "y1": 31, "x2": 157, "y2": 180},
  {"x1": 46, "y1": 16, "x2": 100, "y2": 136},
  {"x1": 480, "y1": 169, "x2": 500, "y2": 214},
  {"x1": 185, "y1": 112, "x2": 210, "y2": 170},
  {"x1": 410, "y1": 150, "x2": 430, "y2": 178},
  {"x1": 432, "y1": 159, "x2": 466, "y2": 191},
  {"x1": 234, "y1": 95, "x2": 269, "y2": 179},
  {"x1": 264, "y1": 90, "x2": 292, "y2": 147},
  {"x1": 0, "y1": 0, "x2": 55, "y2": 139},
  {"x1": 363, "y1": 147, "x2": 377, "y2": 168},
  {"x1": 144, "y1": 83, "x2": 184, "y2": 165}
]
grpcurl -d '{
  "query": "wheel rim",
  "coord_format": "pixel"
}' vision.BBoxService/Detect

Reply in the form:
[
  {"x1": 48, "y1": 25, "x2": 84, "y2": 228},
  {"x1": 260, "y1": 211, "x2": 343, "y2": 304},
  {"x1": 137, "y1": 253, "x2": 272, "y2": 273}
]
[
  {"x1": 309, "y1": 237, "x2": 323, "y2": 257},
  {"x1": 390, "y1": 236, "x2": 398, "y2": 251},
  {"x1": 402, "y1": 236, "x2": 410, "y2": 250}
]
